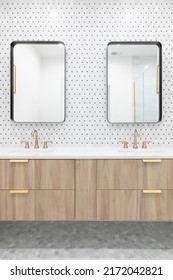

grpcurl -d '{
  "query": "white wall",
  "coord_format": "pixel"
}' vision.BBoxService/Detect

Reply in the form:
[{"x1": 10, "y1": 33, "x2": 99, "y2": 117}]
[{"x1": 108, "y1": 56, "x2": 134, "y2": 123}]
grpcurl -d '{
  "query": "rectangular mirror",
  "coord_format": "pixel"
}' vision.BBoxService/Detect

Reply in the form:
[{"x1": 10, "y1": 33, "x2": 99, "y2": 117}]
[
  {"x1": 11, "y1": 41, "x2": 66, "y2": 122},
  {"x1": 107, "y1": 42, "x2": 162, "y2": 123}
]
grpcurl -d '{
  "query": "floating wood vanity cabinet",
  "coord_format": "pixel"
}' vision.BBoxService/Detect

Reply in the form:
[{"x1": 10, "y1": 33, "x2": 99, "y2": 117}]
[
  {"x1": 0, "y1": 159, "x2": 75, "y2": 221},
  {"x1": 97, "y1": 160, "x2": 138, "y2": 189},
  {"x1": 138, "y1": 159, "x2": 167, "y2": 189},
  {"x1": 0, "y1": 158, "x2": 173, "y2": 221},
  {"x1": 75, "y1": 160, "x2": 97, "y2": 220},
  {"x1": 138, "y1": 190, "x2": 167, "y2": 221},
  {"x1": 0, "y1": 190, "x2": 35, "y2": 221},
  {"x1": 5, "y1": 159, "x2": 35, "y2": 190},
  {"x1": 6, "y1": 190, "x2": 35, "y2": 221},
  {"x1": 97, "y1": 190, "x2": 138, "y2": 220},
  {"x1": 35, "y1": 160, "x2": 75, "y2": 220},
  {"x1": 96, "y1": 160, "x2": 138, "y2": 220},
  {"x1": 0, "y1": 160, "x2": 35, "y2": 221},
  {"x1": 0, "y1": 160, "x2": 6, "y2": 190},
  {"x1": 36, "y1": 190, "x2": 74, "y2": 220},
  {"x1": 96, "y1": 159, "x2": 173, "y2": 221},
  {"x1": 35, "y1": 160, "x2": 74, "y2": 190},
  {"x1": 0, "y1": 191, "x2": 6, "y2": 220}
]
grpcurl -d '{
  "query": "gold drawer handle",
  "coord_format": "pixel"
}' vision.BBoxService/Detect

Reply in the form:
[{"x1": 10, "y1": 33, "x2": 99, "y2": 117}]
[
  {"x1": 143, "y1": 189, "x2": 162, "y2": 194},
  {"x1": 10, "y1": 159, "x2": 29, "y2": 163},
  {"x1": 143, "y1": 159, "x2": 161, "y2": 163},
  {"x1": 10, "y1": 189, "x2": 29, "y2": 194}
]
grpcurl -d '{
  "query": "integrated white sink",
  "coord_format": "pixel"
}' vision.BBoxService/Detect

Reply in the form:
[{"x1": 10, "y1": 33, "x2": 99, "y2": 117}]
[
  {"x1": 9, "y1": 149, "x2": 54, "y2": 153},
  {"x1": 118, "y1": 149, "x2": 165, "y2": 153},
  {"x1": 0, "y1": 147, "x2": 56, "y2": 158},
  {"x1": 0, "y1": 145, "x2": 171, "y2": 159}
]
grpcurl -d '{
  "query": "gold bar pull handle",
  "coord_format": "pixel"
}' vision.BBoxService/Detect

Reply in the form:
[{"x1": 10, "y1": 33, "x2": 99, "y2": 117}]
[
  {"x1": 143, "y1": 189, "x2": 161, "y2": 194},
  {"x1": 13, "y1": 65, "x2": 16, "y2": 94},
  {"x1": 10, "y1": 159, "x2": 29, "y2": 163},
  {"x1": 156, "y1": 64, "x2": 159, "y2": 94},
  {"x1": 10, "y1": 189, "x2": 29, "y2": 194},
  {"x1": 143, "y1": 159, "x2": 161, "y2": 163}
]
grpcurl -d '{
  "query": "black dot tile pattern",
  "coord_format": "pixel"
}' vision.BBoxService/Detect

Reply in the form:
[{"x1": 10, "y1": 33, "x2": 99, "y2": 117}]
[{"x1": 0, "y1": 0, "x2": 172, "y2": 146}]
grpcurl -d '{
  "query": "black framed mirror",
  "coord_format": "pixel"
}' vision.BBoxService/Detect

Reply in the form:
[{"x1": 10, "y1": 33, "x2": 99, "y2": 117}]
[
  {"x1": 107, "y1": 41, "x2": 162, "y2": 123},
  {"x1": 11, "y1": 41, "x2": 66, "y2": 122}
]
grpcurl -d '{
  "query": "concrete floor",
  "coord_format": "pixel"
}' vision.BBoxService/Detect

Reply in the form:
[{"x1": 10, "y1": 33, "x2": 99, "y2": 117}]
[{"x1": 0, "y1": 221, "x2": 173, "y2": 259}]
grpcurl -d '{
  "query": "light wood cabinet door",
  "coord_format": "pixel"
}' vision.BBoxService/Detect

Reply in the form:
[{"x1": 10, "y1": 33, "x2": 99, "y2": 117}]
[
  {"x1": 6, "y1": 160, "x2": 34, "y2": 190},
  {"x1": 167, "y1": 160, "x2": 173, "y2": 189},
  {"x1": 36, "y1": 190, "x2": 74, "y2": 220},
  {"x1": 0, "y1": 191, "x2": 7, "y2": 220},
  {"x1": 138, "y1": 190, "x2": 167, "y2": 220},
  {"x1": 0, "y1": 161, "x2": 6, "y2": 189},
  {"x1": 6, "y1": 190, "x2": 35, "y2": 220},
  {"x1": 97, "y1": 160, "x2": 138, "y2": 189},
  {"x1": 35, "y1": 160, "x2": 74, "y2": 189},
  {"x1": 138, "y1": 160, "x2": 167, "y2": 189},
  {"x1": 97, "y1": 190, "x2": 138, "y2": 220},
  {"x1": 167, "y1": 191, "x2": 173, "y2": 220},
  {"x1": 75, "y1": 160, "x2": 96, "y2": 220}
]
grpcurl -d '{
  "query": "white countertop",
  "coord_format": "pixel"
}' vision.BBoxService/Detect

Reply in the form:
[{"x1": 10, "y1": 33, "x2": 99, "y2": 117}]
[{"x1": 0, "y1": 146, "x2": 172, "y2": 159}]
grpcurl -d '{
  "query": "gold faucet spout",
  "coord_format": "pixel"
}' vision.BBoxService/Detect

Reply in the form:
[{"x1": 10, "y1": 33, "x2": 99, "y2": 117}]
[
  {"x1": 31, "y1": 129, "x2": 39, "y2": 149},
  {"x1": 133, "y1": 129, "x2": 140, "y2": 149}
]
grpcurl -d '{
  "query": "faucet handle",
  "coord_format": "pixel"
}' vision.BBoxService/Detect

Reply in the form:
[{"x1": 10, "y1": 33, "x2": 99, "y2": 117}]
[
  {"x1": 142, "y1": 140, "x2": 151, "y2": 149},
  {"x1": 43, "y1": 140, "x2": 53, "y2": 149},
  {"x1": 119, "y1": 141, "x2": 128, "y2": 149},
  {"x1": 21, "y1": 141, "x2": 30, "y2": 149}
]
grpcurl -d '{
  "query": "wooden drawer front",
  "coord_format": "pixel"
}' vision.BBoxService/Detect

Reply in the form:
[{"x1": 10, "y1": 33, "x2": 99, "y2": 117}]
[
  {"x1": 35, "y1": 160, "x2": 74, "y2": 190},
  {"x1": 167, "y1": 160, "x2": 173, "y2": 189},
  {"x1": 97, "y1": 190, "x2": 138, "y2": 220},
  {"x1": 97, "y1": 160, "x2": 138, "y2": 190},
  {"x1": 0, "y1": 191, "x2": 7, "y2": 220},
  {"x1": 0, "y1": 161, "x2": 6, "y2": 189},
  {"x1": 6, "y1": 160, "x2": 34, "y2": 190},
  {"x1": 138, "y1": 190, "x2": 167, "y2": 221},
  {"x1": 75, "y1": 160, "x2": 96, "y2": 220},
  {"x1": 138, "y1": 160, "x2": 167, "y2": 189},
  {"x1": 36, "y1": 190, "x2": 74, "y2": 220},
  {"x1": 167, "y1": 191, "x2": 173, "y2": 220},
  {"x1": 6, "y1": 190, "x2": 35, "y2": 221}
]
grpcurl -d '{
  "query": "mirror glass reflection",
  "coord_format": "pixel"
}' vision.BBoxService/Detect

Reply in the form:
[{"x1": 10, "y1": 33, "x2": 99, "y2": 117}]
[
  {"x1": 11, "y1": 42, "x2": 65, "y2": 122},
  {"x1": 107, "y1": 42, "x2": 162, "y2": 123}
]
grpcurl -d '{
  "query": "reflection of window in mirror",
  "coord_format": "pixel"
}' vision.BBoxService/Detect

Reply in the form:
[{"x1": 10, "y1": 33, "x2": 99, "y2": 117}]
[
  {"x1": 107, "y1": 42, "x2": 162, "y2": 123},
  {"x1": 11, "y1": 41, "x2": 66, "y2": 123}
]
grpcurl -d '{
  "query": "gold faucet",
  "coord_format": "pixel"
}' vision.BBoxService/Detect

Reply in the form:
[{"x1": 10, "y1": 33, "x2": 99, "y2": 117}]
[
  {"x1": 31, "y1": 129, "x2": 39, "y2": 149},
  {"x1": 21, "y1": 141, "x2": 30, "y2": 149},
  {"x1": 43, "y1": 140, "x2": 53, "y2": 149},
  {"x1": 119, "y1": 141, "x2": 129, "y2": 149},
  {"x1": 133, "y1": 129, "x2": 140, "y2": 149}
]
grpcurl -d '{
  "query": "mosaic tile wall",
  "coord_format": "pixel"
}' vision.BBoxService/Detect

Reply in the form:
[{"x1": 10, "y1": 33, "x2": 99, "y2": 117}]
[{"x1": 0, "y1": 0, "x2": 172, "y2": 146}]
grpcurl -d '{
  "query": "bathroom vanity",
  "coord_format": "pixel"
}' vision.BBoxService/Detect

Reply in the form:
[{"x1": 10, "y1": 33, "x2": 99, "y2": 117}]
[
  {"x1": 5, "y1": 40, "x2": 164, "y2": 221},
  {"x1": 0, "y1": 147, "x2": 172, "y2": 221}
]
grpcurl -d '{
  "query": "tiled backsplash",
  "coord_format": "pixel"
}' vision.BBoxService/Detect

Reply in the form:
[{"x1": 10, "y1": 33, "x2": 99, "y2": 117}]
[{"x1": 0, "y1": 0, "x2": 172, "y2": 146}]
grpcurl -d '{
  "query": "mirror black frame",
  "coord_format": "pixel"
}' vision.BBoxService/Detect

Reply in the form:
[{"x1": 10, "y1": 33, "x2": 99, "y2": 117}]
[
  {"x1": 10, "y1": 41, "x2": 66, "y2": 123},
  {"x1": 107, "y1": 41, "x2": 162, "y2": 123}
]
